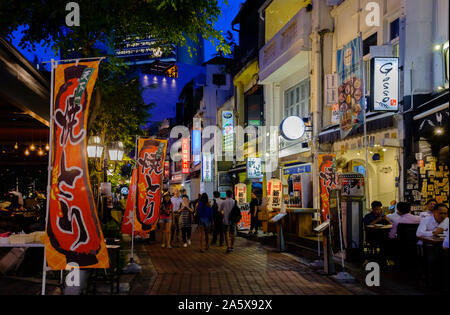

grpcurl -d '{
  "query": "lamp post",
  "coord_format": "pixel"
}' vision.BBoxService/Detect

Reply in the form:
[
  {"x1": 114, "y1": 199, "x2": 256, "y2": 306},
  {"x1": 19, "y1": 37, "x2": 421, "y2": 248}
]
[{"x1": 87, "y1": 136, "x2": 124, "y2": 222}]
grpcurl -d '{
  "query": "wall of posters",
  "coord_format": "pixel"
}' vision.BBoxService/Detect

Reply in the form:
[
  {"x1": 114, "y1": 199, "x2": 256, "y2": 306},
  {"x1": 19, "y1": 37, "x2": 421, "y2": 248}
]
[
  {"x1": 337, "y1": 36, "x2": 364, "y2": 139},
  {"x1": 45, "y1": 61, "x2": 109, "y2": 270}
]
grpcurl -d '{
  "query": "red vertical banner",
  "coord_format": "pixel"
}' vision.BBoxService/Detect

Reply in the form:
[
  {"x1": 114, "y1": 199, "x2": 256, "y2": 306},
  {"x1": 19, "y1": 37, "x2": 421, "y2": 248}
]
[
  {"x1": 318, "y1": 154, "x2": 337, "y2": 222},
  {"x1": 135, "y1": 138, "x2": 167, "y2": 235},
  {"x1": 121, "y1": 168, "x2": 137, "y2": 235},
  {"x1": 182, "y1": 138, "x2": 190, "y2": 174},
  {"x1": 45, "y1": 61, "x2": 109, "y2": 270}
]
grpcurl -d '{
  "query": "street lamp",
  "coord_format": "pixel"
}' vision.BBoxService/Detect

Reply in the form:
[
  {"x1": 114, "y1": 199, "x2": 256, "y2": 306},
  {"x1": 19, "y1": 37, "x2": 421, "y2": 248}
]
[
  {"x1": 87, "y1": 136, "x2": 103, "y2": 158},
  {"x1": 108, "y1": 141, "x2": 124, "y2": 162}
]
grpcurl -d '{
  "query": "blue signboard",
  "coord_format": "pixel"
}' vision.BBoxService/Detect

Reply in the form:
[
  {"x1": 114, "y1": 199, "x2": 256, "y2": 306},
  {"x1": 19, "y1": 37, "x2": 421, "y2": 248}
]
[
  {"x1": 192, "y1": 130, "x2": 201, "y2": 165},
  {"x1": 283, "y1": 164, "x2": 312, "y2": 175}
]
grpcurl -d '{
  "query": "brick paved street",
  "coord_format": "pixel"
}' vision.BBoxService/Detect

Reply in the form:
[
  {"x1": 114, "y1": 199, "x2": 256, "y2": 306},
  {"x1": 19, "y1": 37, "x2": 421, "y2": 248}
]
[{"x1": 130, "y1": 229, "x2": 356, "y2": 295}]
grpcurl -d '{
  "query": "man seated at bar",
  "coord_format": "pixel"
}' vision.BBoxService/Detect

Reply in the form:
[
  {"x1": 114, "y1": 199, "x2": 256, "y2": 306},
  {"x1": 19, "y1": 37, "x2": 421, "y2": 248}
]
[
  {"x1": 389, "y1": 202, "x2": 422, "y2": 239},
  {"x1": 416, "y1": 203, "x2": 449, "y2": 238},
  {"x1": 363, "y1": 201, "x2": 392, "y2": 226}
]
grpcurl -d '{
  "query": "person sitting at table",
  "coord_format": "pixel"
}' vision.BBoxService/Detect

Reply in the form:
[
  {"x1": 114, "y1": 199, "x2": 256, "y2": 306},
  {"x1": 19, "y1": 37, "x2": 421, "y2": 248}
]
[
  {"x1": 363, "y1": 201, "x2": 392, "y2": 226},
  {"x1": 421, "y1": 199, "x2": 437, "y2": 218},
  {"x1": 416, "y1": 203, "x2": 448, "y2": 240},
  {"x1": 389, "y1": 202, "x2": 422, "y2": 239}
]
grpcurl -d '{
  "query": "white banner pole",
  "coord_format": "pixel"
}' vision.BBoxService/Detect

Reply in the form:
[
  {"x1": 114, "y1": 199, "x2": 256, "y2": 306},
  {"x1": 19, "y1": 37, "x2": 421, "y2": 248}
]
[
  {"x1": 123, "y1": 135, "x2": 141, "y2": 273},
  {"x1": 42, "y1": 59, "x2": 55, "y2": 295}
]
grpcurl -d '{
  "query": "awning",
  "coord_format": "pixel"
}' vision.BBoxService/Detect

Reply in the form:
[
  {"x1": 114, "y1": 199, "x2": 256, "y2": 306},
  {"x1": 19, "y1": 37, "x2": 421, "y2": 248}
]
[{"x1": 319, "y1": 113, "x2": 395, "y2": 144}]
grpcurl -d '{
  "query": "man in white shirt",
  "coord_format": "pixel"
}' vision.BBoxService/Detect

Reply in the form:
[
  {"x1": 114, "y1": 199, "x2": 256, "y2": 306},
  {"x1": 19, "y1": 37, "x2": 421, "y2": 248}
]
[
  {"x1": 170, "y1": 189, "x2": 182, "y2": 243},
  {"x1": 416, "y1": 203, "x2": 448, "y2": 240},
  {"x1": 389, "y1": 202, "x2": 422, "y2": 239}
]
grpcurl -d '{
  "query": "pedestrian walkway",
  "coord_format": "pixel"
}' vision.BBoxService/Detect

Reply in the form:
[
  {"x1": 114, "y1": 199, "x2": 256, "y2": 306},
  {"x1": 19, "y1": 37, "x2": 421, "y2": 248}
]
[{"x1": 132, "y1": 228, "x2": 354, "y2": 295}]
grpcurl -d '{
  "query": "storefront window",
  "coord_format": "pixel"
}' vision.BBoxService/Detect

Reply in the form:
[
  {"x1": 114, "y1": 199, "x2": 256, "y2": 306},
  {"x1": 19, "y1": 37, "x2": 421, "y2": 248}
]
[
  {"x1": 244, "y1": 86, "x2": 264, "y2": 127},
  {"x1": 284, "y1": 79, "x2": 310, "y2": 119}
]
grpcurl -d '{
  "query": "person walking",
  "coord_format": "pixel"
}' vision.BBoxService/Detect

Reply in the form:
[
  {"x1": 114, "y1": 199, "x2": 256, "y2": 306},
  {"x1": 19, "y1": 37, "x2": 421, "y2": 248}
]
[
  {"x1": 170, "y1": 189, "x2": 182, "y2": 244},
  {"x1": 220, "y1": 190, "x2": 237, "y2": 253},
  {"x1": 197, "y1": 193, "x2": 214, "y2": 252},
  {"x1": 249, "y1": 191, "x2": 260, "y2": 235},
  {"x1": 211, "y1": 191, "x2": 224, "y2": 246},
  {"x1": 159, "y1": 192, "x2": 173, "y2": 248},
  {"x1": 179, "y1": 194, "x2": 193, "y2": 247}
]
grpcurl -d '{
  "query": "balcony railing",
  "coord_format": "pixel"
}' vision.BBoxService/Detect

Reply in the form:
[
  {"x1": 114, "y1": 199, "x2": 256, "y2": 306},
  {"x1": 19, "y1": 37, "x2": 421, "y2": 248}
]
[{"x1": 259, "y1": 7, "x2": 312, "y2": 82}]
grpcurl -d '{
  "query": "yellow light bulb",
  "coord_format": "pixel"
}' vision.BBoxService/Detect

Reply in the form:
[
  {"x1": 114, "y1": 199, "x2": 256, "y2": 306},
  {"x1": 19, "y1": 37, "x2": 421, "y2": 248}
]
[
  {"x1": 25, "y1": 149, "x2": 30, "y2": 156},
  {"x1": 38, "y1": 148, "x2": 44, "y2": 156},
  {"x1": 14, "y1": 142, "x2": 18, "y2": 150},
  {"x1": 45, "y1": 144, "x2": 50, "y2": 151},
  {"x1": 30, "y1": 144, "x2": 36, "y2": 151}
]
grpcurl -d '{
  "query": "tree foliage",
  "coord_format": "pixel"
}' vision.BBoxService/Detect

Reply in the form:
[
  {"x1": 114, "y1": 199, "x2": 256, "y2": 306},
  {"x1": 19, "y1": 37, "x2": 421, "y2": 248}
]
[{"x1": 0, "y1": 0, "x2": 230, "y2": 57}]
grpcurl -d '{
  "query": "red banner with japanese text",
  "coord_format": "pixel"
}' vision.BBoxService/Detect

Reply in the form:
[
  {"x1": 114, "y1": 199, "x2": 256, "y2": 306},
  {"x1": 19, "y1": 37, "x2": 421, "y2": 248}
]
[
  {"x1": 45, "y1": 61, "x2": 109, "y2": 270},
  {"x1": 318, "y1": 154, "x2": 337, "y2": 222},
  {"x1": 122, "y1": 138, "x2": 168, "y2": 236},
  {"x1": 182, "y1": 138, "x2": 190, "y2": 174},
  {"x1": 121, "y1": 168, "x2": 137, "y2": 235}
]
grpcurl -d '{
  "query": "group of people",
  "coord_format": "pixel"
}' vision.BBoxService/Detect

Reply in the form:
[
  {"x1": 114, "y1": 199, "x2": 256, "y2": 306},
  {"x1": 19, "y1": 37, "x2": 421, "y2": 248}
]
[
  {"x1": 158, "y1": 188, "x2": 253, "y2": 253},
  {"x1": 363, "y1": 199, "x2": 449, "y2": 250}
]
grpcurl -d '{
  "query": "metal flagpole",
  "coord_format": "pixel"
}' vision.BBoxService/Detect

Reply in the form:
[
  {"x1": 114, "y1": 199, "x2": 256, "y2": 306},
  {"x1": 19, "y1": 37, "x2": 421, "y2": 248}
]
[
  {"x1": 42, "y1": 59, "x2": 55, "y2": 295},
  {"x1": 359, "y1": 32, "x2": 370, "y2": 211},
  {"x1": 41, "y1": 56, "x2": 106, "y2": 64},
  {"x1": 123, "y1": 135, "x2": 141, "y2": 273}
]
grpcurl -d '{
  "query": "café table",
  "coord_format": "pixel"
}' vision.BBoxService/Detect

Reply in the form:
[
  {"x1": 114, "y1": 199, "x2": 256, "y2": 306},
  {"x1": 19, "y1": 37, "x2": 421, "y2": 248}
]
[
  {"x1": 418, "y1": 235, "x2": 447, "y2": 290},
  {"x1": 364, "y1": 225, "x2": 392, "y2": 263}
]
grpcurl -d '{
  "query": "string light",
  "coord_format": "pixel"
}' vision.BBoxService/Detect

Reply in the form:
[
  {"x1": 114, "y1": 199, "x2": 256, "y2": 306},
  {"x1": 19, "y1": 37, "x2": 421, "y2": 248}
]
[
  {"x1": 30, "y1": 143, "x2": 36, "y2": 151},
  {"x1": 38, "y1": 147, "x2": 44, "y2": 156},
  {"x1": 14, "y1": 142, "x2": 18, "y2": 150},
  {"x1": 45, "y1": 144, "x2": 49, "y2": 151},
  {"x1": 25, "y1": 149, "x2": 30, "y2": 156}
]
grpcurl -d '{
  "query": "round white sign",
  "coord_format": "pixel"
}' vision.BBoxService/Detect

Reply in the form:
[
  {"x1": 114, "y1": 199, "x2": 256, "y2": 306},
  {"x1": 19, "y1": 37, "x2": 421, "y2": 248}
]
[{"x1": 280, "y1": 116, "x2": 306, "y2": 141}]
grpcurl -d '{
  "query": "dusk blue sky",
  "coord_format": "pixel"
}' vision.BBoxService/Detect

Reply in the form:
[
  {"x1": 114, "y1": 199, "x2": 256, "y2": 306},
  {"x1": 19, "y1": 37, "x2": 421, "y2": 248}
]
[{"x1": 9, "y1": 0, "x2": 245, "y2": 124}]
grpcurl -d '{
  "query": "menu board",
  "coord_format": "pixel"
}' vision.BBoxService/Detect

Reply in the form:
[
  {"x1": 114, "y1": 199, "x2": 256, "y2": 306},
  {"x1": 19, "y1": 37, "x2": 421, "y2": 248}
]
[{"x1": 267, "y1": 179, "x2": 282, "y2": 210}]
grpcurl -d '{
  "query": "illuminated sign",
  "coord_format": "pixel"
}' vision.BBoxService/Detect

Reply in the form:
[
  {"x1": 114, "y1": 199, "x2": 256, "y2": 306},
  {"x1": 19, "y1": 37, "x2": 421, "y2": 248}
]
[
  {"x1": 192, "y1": 130, "x2": 201, "y2": 165},
  {"x1": 202, "y1": 153, "x2": 212, "y2": 182},
  {"x1": 247, "y1": 157, "x2": 263, "y2": 179},
  {"x1": 370, "y1": 57, "x2": 399, "y2": 111},
  {"x1": 222, "y1": 111, "x2": 234, "y2": 152},
  {"x1": 182, "y1": 138, "x2": 190, "y2": 174},
  {"x1": 280, "y1": 116, "x2": 306, "y2": 141}
]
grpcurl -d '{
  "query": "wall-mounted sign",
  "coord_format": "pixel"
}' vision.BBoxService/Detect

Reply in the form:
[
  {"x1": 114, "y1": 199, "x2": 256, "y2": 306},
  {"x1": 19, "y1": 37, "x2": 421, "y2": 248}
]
[
  {"x1": 202, "y1": 152, "x2": 212, "y2": 182},
  {"x1": 283, "y1": 164, "x2": 312, "y2": 175},
  {"x1": 222, "y1": 111, "x2": 234, "y2": 152},
  {"x1": 171, "y1": 173, "x2": 183, "y2": 182},
  {"x1": 280, "y1": 116, "x2": 306, "y2": 141},
  {"x1": 331, "y1": 103, "x2": 340, "y2": 124},
  {"x1": 247, "y1": 157, "x2": 263, "y2": 179},
  {"x1": 182, "y1": 138, "x2": 190, "y2": 174},
  {"x1": 370, "y1": 57, "x2": 399, "y2": 111},
  {"x1": 337, "y1": 36, "x2": 364, "y2": 139}
]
